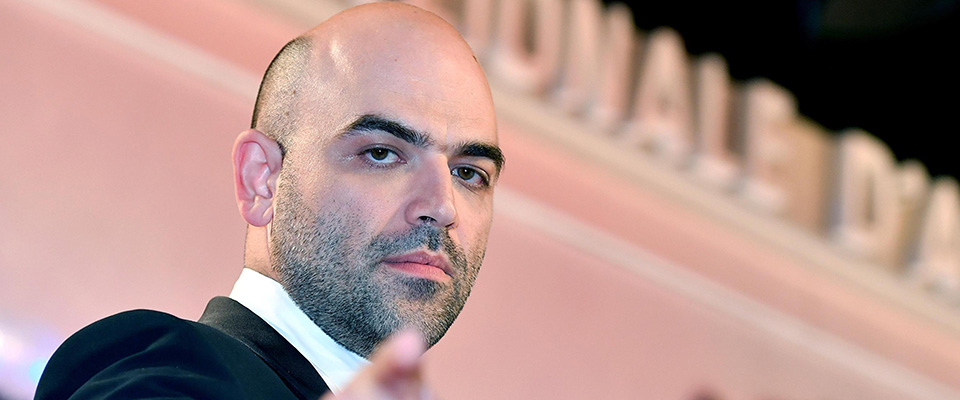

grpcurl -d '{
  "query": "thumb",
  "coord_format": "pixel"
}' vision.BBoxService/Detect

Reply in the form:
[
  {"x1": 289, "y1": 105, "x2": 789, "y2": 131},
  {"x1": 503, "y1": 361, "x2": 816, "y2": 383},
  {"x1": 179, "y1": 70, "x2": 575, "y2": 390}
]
[
  {"x1": 367, "y1": 329, "x2": 426, "y2": 378},
  {"x1": 326, "y1": 329, "x2": 429, "y2": 400}
]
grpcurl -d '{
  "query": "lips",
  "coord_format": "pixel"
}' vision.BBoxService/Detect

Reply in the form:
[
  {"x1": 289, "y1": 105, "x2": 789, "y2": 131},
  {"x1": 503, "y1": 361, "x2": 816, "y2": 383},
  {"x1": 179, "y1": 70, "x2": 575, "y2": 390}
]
[{"x1": 381, "y1": 251, "x2": 452, "y2": 282}]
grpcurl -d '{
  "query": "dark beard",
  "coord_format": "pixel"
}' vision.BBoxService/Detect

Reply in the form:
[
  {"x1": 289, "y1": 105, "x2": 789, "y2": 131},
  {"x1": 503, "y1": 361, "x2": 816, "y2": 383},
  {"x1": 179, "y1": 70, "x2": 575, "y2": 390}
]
[{"x1": 269, "y1": 180, "x2": 482, "y2": 357}]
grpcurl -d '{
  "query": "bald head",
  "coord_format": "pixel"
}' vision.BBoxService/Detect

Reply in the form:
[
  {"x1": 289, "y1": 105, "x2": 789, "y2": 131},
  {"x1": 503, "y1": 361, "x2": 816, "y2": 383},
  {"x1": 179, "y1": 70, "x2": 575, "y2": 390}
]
[
  {"x1": 251, "y1": 2, "x2": 495, "y2": 155},
  {"x1": 250, "y1": 35, "x2": 312, "y2": 153}
]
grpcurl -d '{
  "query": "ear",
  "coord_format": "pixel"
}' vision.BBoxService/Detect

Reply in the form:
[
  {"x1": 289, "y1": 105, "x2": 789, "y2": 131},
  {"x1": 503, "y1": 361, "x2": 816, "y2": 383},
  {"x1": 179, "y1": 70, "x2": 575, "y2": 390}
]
[{"x1": 232, "y1": 129, "x2": 283, "y2": 227}]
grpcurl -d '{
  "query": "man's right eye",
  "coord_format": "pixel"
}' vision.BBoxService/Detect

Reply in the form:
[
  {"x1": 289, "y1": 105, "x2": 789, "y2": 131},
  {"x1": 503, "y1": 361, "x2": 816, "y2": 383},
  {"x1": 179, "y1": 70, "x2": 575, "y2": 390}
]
[{"x1": 361, "y1": 147, "x2": 401, "y2": 165}]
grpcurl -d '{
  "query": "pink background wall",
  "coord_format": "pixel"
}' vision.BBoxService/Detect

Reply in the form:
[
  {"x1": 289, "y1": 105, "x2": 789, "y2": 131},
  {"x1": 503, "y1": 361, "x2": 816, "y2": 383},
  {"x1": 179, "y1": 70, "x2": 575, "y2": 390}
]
[{"x1": 2, "y1": 0, "x2": 959, "y2": 399}]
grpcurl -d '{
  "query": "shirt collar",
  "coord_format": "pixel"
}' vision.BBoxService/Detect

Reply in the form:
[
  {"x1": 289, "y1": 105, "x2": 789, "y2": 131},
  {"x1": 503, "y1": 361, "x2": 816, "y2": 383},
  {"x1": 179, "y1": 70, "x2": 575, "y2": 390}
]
[{"x1": 228, "y1": 268, "x2": 369, "y2": 394}]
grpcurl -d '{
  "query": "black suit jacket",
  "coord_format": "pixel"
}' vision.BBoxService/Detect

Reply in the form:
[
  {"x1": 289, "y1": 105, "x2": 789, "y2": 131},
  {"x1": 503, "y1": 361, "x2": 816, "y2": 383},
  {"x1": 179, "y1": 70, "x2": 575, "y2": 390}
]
[{"x1": 35, "y1": 297, "x2": 329, "y2": 399}]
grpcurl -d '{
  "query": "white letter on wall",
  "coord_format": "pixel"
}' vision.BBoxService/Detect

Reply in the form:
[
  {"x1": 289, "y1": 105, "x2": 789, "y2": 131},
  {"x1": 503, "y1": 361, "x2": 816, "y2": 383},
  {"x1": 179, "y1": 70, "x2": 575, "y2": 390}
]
[
  {"x1": 690, "y1": 54, "x2": 738, "y2": 188},
  {"x1": 832, "y1": 130, "x2": 903, "y2": 264},
  {"x1": 888, "y1": 161, "x2": 930, "y2": 271},
  {"x1": 553, "y1": 0, "x2": 602, "y2": 114},
  {"x1": 587, "y1": 3, "x2": 639, "y2": 132},
  {"x1": 908, "y1": 178, "x2": 960, "y2": 296},
  {"x1": 402, "y1": 0, "x2": 460, "y2": 26},
  {"x1": 737, "y1": 80, "x2": 795, "y2": 214},
  {"x1": 460, "y1": 0, "x2": 495, "y2": 58},
  {"x1": 780, "y1": 118, "x2": 833, "y2": 233},
  {"x1": 623, "y1": 28, "x2": 693, "y2": 166},
  {"x1": 490, "y1": 0, "x2": 564, "y2": 94}
]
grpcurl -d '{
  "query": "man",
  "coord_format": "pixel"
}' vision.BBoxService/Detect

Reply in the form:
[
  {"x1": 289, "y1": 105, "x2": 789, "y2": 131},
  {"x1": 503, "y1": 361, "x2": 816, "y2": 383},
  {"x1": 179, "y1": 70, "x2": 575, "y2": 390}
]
[{"x1": 35, "y1": 2, "x2": 502, "y2": 399}]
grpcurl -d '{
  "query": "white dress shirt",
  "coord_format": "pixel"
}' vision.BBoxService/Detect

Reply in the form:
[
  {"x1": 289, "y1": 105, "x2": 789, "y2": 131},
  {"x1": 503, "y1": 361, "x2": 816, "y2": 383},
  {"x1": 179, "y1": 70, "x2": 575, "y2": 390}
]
[{"x1": 228, "y1": 268, "x2": 369, "y2": 394}]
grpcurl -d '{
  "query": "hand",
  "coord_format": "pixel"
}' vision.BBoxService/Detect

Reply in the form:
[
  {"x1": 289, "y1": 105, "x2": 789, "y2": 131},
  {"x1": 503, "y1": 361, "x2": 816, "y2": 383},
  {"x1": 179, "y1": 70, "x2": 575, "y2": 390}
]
[{"x1": 323, "y1": 329, "x2": 436, "y2": 400}]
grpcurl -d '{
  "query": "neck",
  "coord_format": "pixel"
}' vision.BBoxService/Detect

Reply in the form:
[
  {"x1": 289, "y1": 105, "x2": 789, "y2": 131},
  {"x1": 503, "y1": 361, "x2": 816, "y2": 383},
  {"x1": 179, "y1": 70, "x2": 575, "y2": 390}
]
[{"x1": 244, "y1": 225, "x2": 280, "y2": 281}]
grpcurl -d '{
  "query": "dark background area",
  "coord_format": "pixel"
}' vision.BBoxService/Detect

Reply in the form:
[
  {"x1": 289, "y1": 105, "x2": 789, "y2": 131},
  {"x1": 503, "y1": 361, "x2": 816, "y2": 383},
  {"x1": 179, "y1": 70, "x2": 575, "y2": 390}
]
[{"x1": 605, "y1": 0, "x2": 959, "y2": 179}]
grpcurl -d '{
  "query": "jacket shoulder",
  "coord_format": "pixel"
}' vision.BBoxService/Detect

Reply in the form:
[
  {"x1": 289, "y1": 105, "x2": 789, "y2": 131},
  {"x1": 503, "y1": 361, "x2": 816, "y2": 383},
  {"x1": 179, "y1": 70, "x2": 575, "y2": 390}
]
[{"x1": 35, "y1": 309, "x2": 294, "y2": 399}]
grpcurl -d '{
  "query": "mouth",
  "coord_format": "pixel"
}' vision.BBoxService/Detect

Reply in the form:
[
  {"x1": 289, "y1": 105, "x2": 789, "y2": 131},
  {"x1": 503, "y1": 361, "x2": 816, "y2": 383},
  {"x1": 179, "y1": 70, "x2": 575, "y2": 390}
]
[{"x1": 380, "y1": 250, "x2": 452, "y2": 283}]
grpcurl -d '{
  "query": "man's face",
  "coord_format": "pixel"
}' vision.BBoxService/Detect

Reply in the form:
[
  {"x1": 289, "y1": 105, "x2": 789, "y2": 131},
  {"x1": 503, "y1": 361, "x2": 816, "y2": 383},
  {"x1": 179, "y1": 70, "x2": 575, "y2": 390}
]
[{"x1": 267, "y1": 25, "x2": 500, "y2": 357}]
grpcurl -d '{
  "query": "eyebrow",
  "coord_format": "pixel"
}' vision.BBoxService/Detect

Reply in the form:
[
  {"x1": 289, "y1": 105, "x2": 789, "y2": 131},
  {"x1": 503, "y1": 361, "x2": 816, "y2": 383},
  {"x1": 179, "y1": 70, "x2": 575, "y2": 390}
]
[
  {"x1": 343, "y1": 114, "x2": 431, "y2": 147},
  {"x1": 341, "y1": 114, "x2": 505, "y2": 175},
  {"x1": 456, "y1": 141, "x2": 505, "y2": 176}
]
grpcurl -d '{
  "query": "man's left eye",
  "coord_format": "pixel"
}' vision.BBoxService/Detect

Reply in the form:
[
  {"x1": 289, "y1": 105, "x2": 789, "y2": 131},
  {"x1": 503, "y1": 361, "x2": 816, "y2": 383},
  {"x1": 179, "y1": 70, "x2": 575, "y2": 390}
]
[{"x1": 452, "y1": 166, "x2": 487, "y2": 186}]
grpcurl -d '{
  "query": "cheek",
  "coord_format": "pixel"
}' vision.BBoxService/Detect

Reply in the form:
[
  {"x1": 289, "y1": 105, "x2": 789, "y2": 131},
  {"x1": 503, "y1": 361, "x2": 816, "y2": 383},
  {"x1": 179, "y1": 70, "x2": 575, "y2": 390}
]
[
  {"x1": 314, "y1": 176, "x2": 408, "y2": 231},
  {"x1": 453, "y1": 195, "x2": 494, "y2": 252}
]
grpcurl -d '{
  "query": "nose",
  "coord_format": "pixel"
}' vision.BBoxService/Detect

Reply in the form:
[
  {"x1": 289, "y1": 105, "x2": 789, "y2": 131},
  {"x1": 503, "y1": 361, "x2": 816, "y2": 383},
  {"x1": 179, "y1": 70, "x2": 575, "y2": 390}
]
[{"x1": 404, "y1": 157, "x2": 458, "y2": 229}]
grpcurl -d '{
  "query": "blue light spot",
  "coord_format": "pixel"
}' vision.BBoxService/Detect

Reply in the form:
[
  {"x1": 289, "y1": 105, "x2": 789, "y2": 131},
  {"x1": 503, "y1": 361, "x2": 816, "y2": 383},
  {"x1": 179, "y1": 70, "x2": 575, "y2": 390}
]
[{"x1": 28, "y1": 356, "x2": 49, "y2": 384}]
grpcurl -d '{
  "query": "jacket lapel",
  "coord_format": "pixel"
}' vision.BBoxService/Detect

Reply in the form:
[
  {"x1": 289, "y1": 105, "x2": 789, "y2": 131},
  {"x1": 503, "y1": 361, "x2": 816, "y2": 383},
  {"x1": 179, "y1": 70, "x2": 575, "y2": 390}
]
[{"x1": 198, "y1": 296, "x2": 329, "y2": 399}]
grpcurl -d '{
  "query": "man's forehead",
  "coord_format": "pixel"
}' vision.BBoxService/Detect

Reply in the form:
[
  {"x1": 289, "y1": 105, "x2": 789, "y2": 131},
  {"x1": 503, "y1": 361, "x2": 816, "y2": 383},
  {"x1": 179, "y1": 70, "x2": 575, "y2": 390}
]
[
  {"x1": 308, "y1": 47, "x2": 496, "y2": 139},
  {"x1": 283, "y1": 3, "x2": 497, "y2": 150}
]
